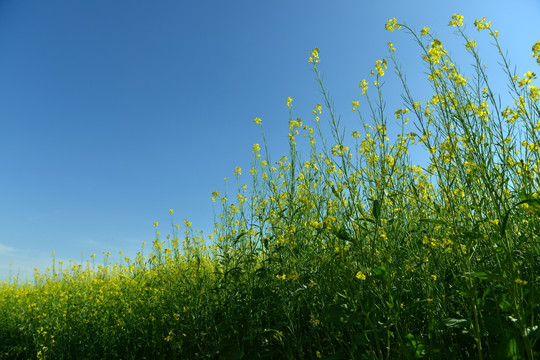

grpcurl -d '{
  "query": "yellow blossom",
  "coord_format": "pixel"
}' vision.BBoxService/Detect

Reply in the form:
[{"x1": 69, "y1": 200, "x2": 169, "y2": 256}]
[
  {"x1": 448, "y1": 14, "x2": 464, "y2": 27},
  {"x1": 359, "y1": 79, "x2": 369, "y2": 95},
  {"x1": 465, "y1": 39, "x2": 477, "y2": 50},
  {"x1": 533, "y1": 41, "x2": 540, "y2": 65},
  {"x1": 356, "y1": 270, "x2": 367, "y2": 280},
  {"x1": 374, "y1": 59, "x2": 387, "y2": 76},
  {"x1": 474, "y1": 16, "x2": 492, "y2": 31},
  {"x1": 286, "y1": 96, "x2": 293, "y2": 108},
  {"x1": 309, "y1": 47, "x2": 320, "y2": 64},
  {"x1": 385, "y1": 18, "x2": 401, "y2": 31}
]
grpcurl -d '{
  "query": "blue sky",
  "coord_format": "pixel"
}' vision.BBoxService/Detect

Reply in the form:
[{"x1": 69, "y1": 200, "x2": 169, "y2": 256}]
[{"x1": 1, "y1": 0, "x2": 539, "y2": 279}]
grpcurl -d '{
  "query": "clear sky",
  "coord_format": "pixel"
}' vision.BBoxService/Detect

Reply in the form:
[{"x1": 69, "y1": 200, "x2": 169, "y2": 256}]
[{"x1": 1, "y1": 0, "x2": 539, "y2": 279}]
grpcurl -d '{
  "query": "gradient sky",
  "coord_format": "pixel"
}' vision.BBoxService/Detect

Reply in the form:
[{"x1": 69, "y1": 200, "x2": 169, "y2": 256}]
[{"x1": 1, "y1": 0, "x2": 539, "y2": 279}]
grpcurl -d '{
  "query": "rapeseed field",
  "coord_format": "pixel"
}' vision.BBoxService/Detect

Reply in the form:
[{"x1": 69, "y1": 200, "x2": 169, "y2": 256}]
[{"x1": 1, "y1": 15, "x2": 539, "y2": 359}]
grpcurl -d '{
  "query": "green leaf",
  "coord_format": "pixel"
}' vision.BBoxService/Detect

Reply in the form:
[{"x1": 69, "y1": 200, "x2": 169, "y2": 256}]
[
  {"x1": 470, "y1": 271, "x2": 489, "y2": 280},
  {"x1": 502, "y1": 195, "x2": 540, "y2": 237},
  {"x1": 373, "y1": 265, "x2": 387, "y2": 278},
  {"x1": 518, "y1": 198, "x2": 540, "y2": 208},
  {"x1": 443, "y1": 318, "x2": 469, "y2": 328},
  {"x1": 506, "y1": 337, "x2": 518, "y2": 359},
  {"x1": 330, "y1": 184, "x2": 341, "y2": 199},
  {"x1": 372, "y1": 199, "x2": 381, "y2": 222},
  {"x1": 331, "y1": 225, "x2": 352, "y2": 241},
  {"x1": 405, "y1": 333, "x2": 426, "y2": 359},
  {"x1": 418, "y1": 218, "x2": 446, "y2": 225}
]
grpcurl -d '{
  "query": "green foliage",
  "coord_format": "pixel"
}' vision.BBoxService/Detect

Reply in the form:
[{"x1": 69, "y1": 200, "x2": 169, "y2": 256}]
[{"x1": 1, "y1": 14, "x2": 539, "y2": 359}]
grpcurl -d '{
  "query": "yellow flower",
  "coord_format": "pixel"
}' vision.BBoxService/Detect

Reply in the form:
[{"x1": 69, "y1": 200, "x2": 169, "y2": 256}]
[
  {"x1": 474, "y1": 16, "x2": 492, "y2": 31},
  {"x1": 168, "y1": 209, "x2": 174, "y2": 215},
  {"x1": 385, "y1": 18, "x2": 401, "y2": 31},
  {"x1": 533, "y1": 41, "x2": 540, "y2": 65},
  {"x1": 420, "y1": 27, "x2": 430, "y2": 36},
  {"x1": 387, "y1": 42, "x2": 395, "y2": 52},
  {"x1": 448, "y1": 14, "x2": 464, "y2": 27},
  {"x1": 252, "y1": 143, "x2": 261, "y2": 152},
  {"x1": 153, "y1": 222, "x2": 159, "y2": 227},
  {"x1": 253, "y1": 117, "x2": 262, "y2": 125},
  {"x1": 394, "y1": 108, "x2": 410, "y2": 119},
  {"x1": 286, "y1": 96, "x2": 293, "y2": 108},
  {"x1": 424, "y1": 39, "x2": 446, "y2": 65},
  {"x1": 308, "y1": 47, "x2": 320, "y2": 63},
  {"x1": 359, "y1": 79, "x2": 369, "y2": 95},
  {"x1": 288, "y1": 271, "x2": 299, "y2": 281},
  {"x1": 234, "y1": 166, "x2": 242, "y2": 175},
  {"x1": 356, "y1": 270, "x2": 366, "y2": 280},
  {"x1": 375, "y1": 59, "x2": 387, "y2": 76},
  {"x1": 465, "y1": 39, "x2": 477, "y2": 50},
  {"x1": 351, "y1": 100, "x2": 360, "y2": 111}
]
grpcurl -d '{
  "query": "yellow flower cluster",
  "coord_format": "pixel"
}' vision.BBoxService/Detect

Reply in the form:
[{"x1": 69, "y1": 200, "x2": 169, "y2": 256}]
[
  {"x1": 308, "y1": 47, "x2": 320, "y2": 64},
  {"x1": 465, "y1": 39, "x2": 477, "y2": 50},
  {"x1": 359, "y1": 79, "x2": 369, "y2": 95},
  {"x1": 533, "y1": 41, "x2": 540, "y2": 65},
  {"x1": 474, "y1": 16, "x2": 491, "y2": 31},
  {"x1": 448, "y1": 14, "x2": 464, "y2": 27},
  {"x1": 385, "y1": 18, "x2": 401, "y2": 32},
  {"x1": 286, "y1": 96, "x2": 293, "y2": 108},
  {"x1": 355, "y1": 270, "x2": 366, "y2": 280},
  {"x1": 424, "y1": 39, "x2": 447, "y2": 65},
  {"x1": 474, "y1": 16, "x2": 498, "y2": 36},
  {"x1": 518, "y1": 71, "x2": 537, "y2": 87},
  {"x1": 374, "y1": 59, "x2": 388, "y2": 77}
]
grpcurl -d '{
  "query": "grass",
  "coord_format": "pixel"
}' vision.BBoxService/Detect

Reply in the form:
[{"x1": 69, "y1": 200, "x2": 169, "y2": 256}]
[{"x1": 1, "y1": 14, "x2": 539, "y2": 359}]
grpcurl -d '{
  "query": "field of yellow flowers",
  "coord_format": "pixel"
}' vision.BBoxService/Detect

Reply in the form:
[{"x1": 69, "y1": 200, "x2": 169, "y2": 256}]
[{"x1": 1, "y1": 15, "x2": 539, "y2": 359}]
